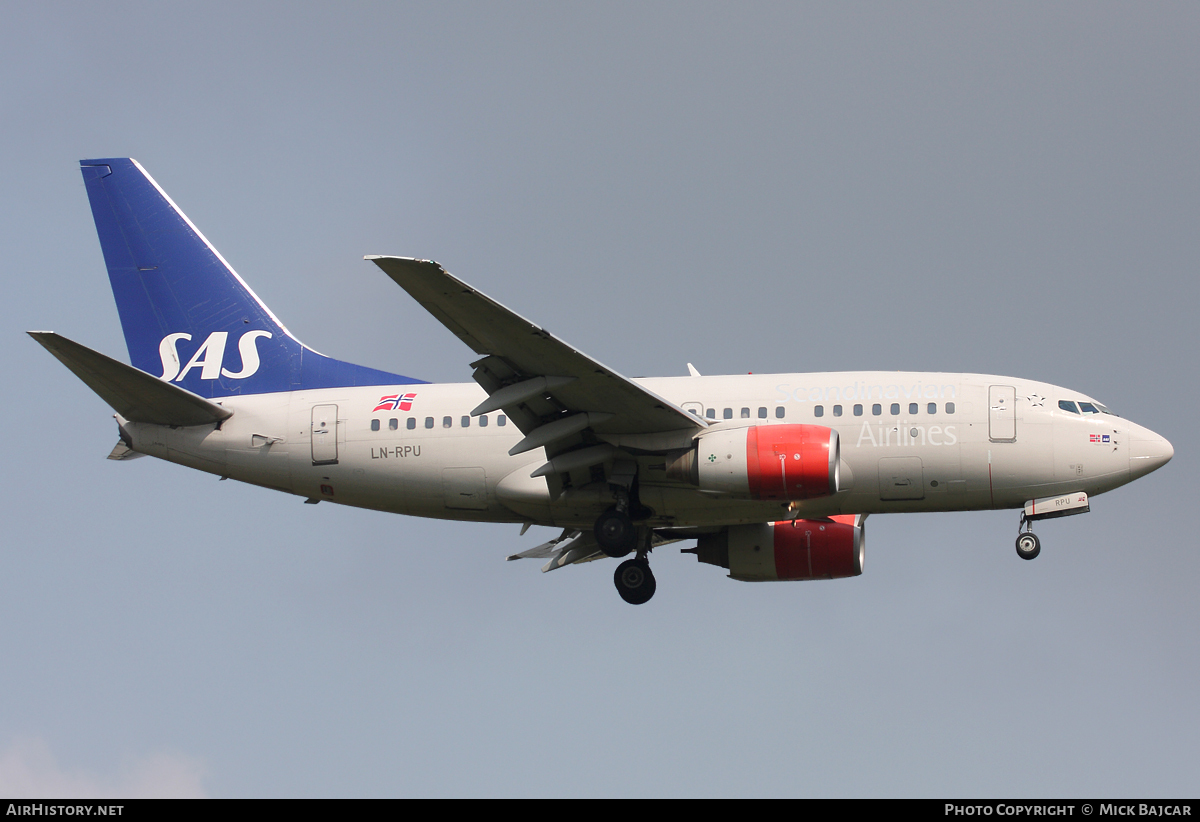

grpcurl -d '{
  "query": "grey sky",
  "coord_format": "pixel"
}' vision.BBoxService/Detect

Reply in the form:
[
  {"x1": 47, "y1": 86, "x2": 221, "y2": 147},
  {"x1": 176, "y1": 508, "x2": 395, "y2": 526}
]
[{"x1": 2, "y1": 1, "x2": 1197, "y2": 797}]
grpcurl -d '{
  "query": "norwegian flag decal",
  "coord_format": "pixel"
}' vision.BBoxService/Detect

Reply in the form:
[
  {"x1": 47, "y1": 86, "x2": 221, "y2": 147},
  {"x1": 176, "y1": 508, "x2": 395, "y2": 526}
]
[{"x1": 373, "y1": 393, "x2": 417, "y2": 412}]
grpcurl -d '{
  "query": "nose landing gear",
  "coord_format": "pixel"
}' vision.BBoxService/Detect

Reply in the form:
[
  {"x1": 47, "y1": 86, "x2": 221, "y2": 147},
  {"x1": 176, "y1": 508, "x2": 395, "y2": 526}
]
[
  {"x1": 1013, "y1": 492, "x2": 1091, "y2": 560},
  {"x1": 1015, "y1": 512, "x2": 1041, "y2": 560},
  {"x1": 1015, "y1": 529, "x2": 1041, "y2": 560}
]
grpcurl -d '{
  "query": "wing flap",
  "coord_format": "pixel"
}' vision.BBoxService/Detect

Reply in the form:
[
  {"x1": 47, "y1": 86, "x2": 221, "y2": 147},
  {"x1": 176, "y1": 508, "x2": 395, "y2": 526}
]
[
  {"x1": 29, "y1": 332, "x2": 232, "y2": 427},
  {"x1": 504, "y1": 529, "x2": 606, "y2": 572}
]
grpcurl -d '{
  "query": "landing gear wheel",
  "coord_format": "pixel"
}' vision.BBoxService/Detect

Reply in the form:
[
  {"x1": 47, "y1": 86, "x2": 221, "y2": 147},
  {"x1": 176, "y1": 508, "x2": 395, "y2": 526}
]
[
  {"x1": 614, "y1": 558, "x2": 656, "y2": 605},
  {"x1": 1015, "y1": 532, "x2": 1041, "y2": 560},
  {"x1": 594, "y1": 507, "x2": 636, "y2": 558}
]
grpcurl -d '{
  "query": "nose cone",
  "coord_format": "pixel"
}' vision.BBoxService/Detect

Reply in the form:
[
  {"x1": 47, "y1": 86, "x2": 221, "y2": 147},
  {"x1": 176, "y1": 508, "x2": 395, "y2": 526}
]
[{"x1": 1130, "y1": 429, "x2": 1174, "y2": 480}]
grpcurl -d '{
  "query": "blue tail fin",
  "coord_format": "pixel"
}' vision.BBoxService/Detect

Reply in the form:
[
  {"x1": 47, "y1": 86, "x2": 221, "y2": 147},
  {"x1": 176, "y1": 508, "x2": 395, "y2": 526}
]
[{"x1": 80, "y1": 158, "x2": 424, "y2": 397}]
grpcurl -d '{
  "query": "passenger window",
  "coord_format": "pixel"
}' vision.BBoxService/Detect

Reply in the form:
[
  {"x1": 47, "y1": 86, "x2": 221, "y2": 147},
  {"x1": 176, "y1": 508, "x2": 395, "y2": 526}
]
[
  {"x1": 461, "y1": 416, "x2": 471, "y2": 427},
  {"x1": 909, "y1": 403, "x2": 918, "y2": 415},
  {"x1": 706, "y1": 408, "x2": 716, "y2": 419},
  {"x1": 814, "y1": 405, "x2": 824, "y2": 418},
  {"x1": 740, "y1": 408, "x2": 750, "y2": 418},
  {"x1": 890, "y1": 403, "x2": 900, "y2": 415},
  {"x1": 775, "y1": 406, "x2": 785, "y2": 419},
  {"x1": 927, "y1": 403, "x2": 937, "y2": 415},
  {"x1": 442, "y1": 416, "x2": 452, "y2": 429},
  {"x1": 946, "y1": 402, "x2": 956, "y2": 414},
  {"x1": 854, "y1": 404, "x2": 863, "y2": 416},
  {"x1": 370, "y1": 419, "x2": 380, "y2": 432},
  {"x1": 723, "y1": 408, "x2": 732, "y2": 420},
  {"x1": 872, "y1": 404, "x2": 882, "y2": 416},
  {"x1": 833, "y1": 405, "x2": 842, "y2": 417},
  {"x1": 389, "y1": 418, "x2": 398, "y2": 430},
  {"x1": 479, "y1": 415, "x2": 489, "y2": 427},
  {"x1": 424, "y1": 417, "x2": 434, "y2": 429},
  {"x1": 758, "y1": 407, "x2": 767, "y2": 419},
  {"x1": 406, "y1": 418, "x2": 416, "y2": 430},
  {"x1": 1079, "y1": 402, "x2": 1100, "y2": 415},
  {"x1": 498, "y1": 415, "x2": 507, "y2": 427}
]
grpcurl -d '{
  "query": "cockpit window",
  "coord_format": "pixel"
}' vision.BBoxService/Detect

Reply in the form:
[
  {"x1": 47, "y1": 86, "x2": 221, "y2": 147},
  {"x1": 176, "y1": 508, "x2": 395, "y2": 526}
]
[
  {"x1": 1078, "y1": 402, "x2": 1100, "y2": 415},
  {"x1": 1095, "y1": 402, "x2": 1117, "y2": 416},
  {"x1": 1058, "y1": 400, "x2": 1079, "y2": 414}
]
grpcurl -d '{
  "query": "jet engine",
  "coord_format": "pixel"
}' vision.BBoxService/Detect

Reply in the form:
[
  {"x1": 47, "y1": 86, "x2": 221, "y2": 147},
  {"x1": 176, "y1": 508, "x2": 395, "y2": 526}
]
[
  {"x1": 689, "y1": 515, "x2": 866, "y2": 581},
  {"x1": 667, "y1": 424, "x2": 840, "y2": 499}
]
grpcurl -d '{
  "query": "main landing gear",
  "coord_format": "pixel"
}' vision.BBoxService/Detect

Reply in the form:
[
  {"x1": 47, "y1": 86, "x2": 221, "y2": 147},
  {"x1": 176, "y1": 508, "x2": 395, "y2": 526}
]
[
  {"x1": 594, "y1": 506, "x2": 636, "y2": 557},
  {"x1": 595, "y1": 474, "x2": 657, "y2": 604},
  {"x1": 598, "y1": 511, "x2": 657, "y2": 604},
  {"x1": 614, "y1": 557, "x2": 656, "y2": 605},
  {"x1": 1015, "y1": 514, "x2": 1041, "y2": 560}
]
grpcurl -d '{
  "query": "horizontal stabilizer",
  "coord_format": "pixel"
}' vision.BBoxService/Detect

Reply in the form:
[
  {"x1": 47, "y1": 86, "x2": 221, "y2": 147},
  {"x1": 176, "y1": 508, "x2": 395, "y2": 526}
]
[
  {"x1": 28, "y1": 332, "x2": 233, "y2": 427},
  {"x1": 107, "y1": 440, "x2": 144, "y2": 460}
]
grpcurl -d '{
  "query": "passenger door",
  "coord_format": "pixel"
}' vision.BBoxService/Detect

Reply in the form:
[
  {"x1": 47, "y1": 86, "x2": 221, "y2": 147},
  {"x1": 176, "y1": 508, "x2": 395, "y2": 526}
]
[
  {"x1": 989, "y1": 385, "x2": 1016, "y2": 442},
  {"x1": 311, "y1": 404, "x2": 339, "y2": 465}
]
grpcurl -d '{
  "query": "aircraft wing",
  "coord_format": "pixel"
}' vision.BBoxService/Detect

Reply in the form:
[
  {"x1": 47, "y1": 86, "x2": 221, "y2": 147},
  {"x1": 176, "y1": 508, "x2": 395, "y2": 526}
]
[{"x1": 367, "y1": 257, "x2": 706, "y2": 456}]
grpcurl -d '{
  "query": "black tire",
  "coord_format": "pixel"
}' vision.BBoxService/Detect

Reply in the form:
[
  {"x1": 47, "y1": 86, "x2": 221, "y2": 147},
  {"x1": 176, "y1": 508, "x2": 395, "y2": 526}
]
[
  {"x1": 614, "y1": 558, "x2": 656, "y2": 605},
  {"x1": 1015, "y1": 532, "x2": 1041, "y2": 560},
  {"x1": 594, "y1": 507, "x2": 636, "y2": 558}
]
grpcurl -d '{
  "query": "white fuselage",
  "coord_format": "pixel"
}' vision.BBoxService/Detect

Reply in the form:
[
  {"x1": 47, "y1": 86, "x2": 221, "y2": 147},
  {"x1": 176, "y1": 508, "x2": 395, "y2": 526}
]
[{"x1": 118, "y1": 371, "x2": 1169, "y2": 529}]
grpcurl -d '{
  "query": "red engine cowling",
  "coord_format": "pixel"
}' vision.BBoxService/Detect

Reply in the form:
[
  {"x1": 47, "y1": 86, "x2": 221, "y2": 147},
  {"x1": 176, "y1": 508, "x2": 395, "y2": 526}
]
[
  {"x1": 691, "y1": 515, "x2": 866, "y2": 581},
  {"x1": 769, "y1": 515, "x2": 865, "y2": 581},
  {"x1": 683, "y1": 424, "x2": 840, "y2": 500}
]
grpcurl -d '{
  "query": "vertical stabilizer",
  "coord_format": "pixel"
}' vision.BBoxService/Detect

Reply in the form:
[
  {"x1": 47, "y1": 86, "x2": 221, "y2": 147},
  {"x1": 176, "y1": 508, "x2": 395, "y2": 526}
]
[{"x1": 79, "y1": 159, "x2": 423, "y2": 397}]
